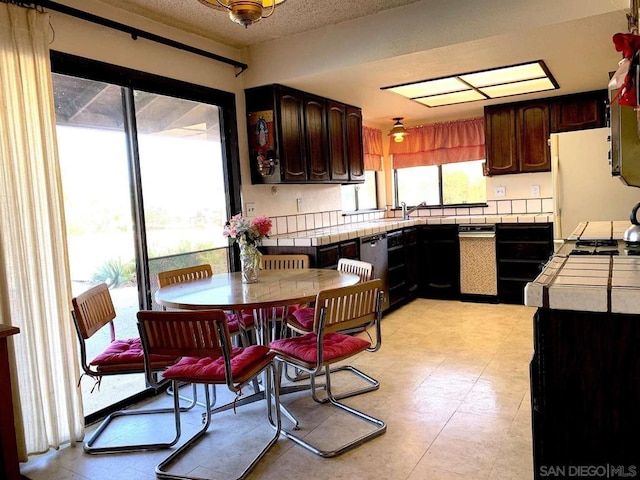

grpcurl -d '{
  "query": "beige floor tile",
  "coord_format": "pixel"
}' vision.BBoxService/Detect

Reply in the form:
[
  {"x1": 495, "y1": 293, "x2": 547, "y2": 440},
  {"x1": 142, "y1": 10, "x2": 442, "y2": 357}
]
[{"x1": 21, "y1": 299, "x2": 537, "y2": 480}]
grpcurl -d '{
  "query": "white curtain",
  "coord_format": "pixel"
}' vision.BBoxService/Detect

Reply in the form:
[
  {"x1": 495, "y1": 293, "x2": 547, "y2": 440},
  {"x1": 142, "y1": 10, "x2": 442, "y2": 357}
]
[{"x1": 0, "y1": 3, "x2": 84, "y2": 458}]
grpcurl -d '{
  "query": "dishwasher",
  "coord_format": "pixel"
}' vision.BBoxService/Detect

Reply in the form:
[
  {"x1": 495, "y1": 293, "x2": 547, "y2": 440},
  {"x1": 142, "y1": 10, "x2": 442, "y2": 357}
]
[
  {"x1": 359, "y1": 233, "x2": 389, "y2": 310},
  {"x1": 458, "y1": 224, "x2": 498, "y2": 301}
]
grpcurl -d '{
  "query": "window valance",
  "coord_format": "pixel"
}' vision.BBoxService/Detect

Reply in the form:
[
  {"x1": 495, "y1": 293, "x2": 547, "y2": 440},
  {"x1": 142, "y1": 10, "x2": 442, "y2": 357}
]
[
  {"x1": 363, "y1": 126, "x2": 383, "y2": 171},
  {"x1": 390, "y1": 117, "x2": 485, "y2": 169}
]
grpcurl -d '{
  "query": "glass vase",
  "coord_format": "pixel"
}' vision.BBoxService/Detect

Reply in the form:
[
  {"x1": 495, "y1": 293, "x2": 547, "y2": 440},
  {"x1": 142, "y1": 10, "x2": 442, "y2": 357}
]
[{"x1": 239, "y1": 242, "x2": 260, "y2": 283}]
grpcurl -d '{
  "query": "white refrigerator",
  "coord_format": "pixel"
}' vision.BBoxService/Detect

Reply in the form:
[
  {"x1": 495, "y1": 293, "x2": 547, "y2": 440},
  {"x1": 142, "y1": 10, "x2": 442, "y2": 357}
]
[{"x1": 550, "y1": 127, "x2": 640, "y2": 240}]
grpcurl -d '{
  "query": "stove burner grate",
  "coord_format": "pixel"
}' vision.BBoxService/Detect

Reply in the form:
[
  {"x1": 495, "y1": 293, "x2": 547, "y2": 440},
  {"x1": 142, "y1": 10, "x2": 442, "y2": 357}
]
[{"x1": 575, "y1": 239, "x2": 618, "y2": 248}]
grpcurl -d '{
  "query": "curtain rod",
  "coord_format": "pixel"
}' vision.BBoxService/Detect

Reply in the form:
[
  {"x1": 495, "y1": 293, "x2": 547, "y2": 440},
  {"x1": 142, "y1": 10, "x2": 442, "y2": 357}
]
[{"x1": 27, "y1": 0, "x2": 248, "y2": 76}]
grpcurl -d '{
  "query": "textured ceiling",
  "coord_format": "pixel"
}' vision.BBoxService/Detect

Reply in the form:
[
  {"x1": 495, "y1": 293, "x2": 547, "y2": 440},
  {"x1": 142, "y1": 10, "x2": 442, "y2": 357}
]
[{"x1": 93, "y1": 0, "x2": 425, "y2": 49}]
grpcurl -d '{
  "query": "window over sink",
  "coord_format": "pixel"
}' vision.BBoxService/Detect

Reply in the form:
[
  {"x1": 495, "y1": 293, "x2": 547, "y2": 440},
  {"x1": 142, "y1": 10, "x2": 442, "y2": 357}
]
[{"x1": 394, "y1": 159, "x2": 486, "y2": 207}]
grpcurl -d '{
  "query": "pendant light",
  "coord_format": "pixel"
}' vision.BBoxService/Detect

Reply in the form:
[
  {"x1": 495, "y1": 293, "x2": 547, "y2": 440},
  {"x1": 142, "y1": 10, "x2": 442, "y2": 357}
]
[
  {"x1": 389, "y1": 117, "x2": 409, "y2": 143},
  {"x1": 198, "y1": 0, "x2": 286, "y2": 28}
]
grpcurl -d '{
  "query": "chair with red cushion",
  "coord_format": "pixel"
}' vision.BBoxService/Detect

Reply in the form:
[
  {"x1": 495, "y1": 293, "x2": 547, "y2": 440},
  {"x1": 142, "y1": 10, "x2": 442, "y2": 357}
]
[
  {"x1": 137, "y1": 309, "x2": 281, "y2": 480},
  {"x1": 157, "y1": 264, "x2": 255, "y2": 346},
  {"x1": 269, "y1": 279, "x2": 386, "y2": 458},
  {"x1": 72, "y1": 283, "x2": 185, "y2": 454},
  {"x1": 282, "y1": 258, "x2": 379, "y2": 399},
  {"x1": 240, "y1": 254, "x2": 309, "y2": 337}
]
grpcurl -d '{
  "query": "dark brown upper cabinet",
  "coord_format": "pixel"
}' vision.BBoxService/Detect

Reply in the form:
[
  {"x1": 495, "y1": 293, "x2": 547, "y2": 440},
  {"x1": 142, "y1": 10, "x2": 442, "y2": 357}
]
[
  {"x1": 327, "y1": 100, "x2": 349, "y2": 182},
  {"x1": 346, "y1": 106, "x2": 365, "y2": 182},
  {"x1": 278, "y1": 88, "x2": 307, "y2": 182},
  {"x1": 304, "y1": 93, "x2": 330, "y2": 181},
  {"x1": 485, "y1": 105, "x2": 518, "y2": 175},
  {"x1": 484, "y1": 90, "x2": 606, "y2": 176},
  {"x1": 245, "y1": 84, "x2": 364, "y2": 184},
  {"x1": 549, "y1": 90, "x2": 607, "y2": 133},
  {"x1": 517, "y1": 102, "x2": 551, "y2": 173}
]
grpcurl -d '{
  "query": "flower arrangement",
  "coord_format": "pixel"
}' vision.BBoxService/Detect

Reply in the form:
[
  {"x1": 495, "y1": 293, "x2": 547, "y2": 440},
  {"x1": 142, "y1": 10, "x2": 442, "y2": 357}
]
[
  {"x1": 223, "y1": 214, "x2": 272, "y2": 283},
  {"x1": 223, "y1": 214, "x2": 272, "y2": 247}
]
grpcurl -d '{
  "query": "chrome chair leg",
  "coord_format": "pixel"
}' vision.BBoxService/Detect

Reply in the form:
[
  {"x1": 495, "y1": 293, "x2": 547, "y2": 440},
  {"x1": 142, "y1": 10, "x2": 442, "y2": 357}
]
[
  {"x1": 84, "y1": 382, "x2": 199, "y2": 454},
  {"x1": 278, "y1": 364, "x2": 386, "y2": 458}
]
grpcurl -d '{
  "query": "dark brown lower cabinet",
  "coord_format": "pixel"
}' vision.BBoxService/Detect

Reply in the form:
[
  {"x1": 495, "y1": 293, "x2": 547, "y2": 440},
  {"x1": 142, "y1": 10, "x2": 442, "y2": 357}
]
[
  {"x1": 419, "y1": 225, "x2": 460, "y2": 299},
  {"x1": 531, "y1": 308, "x2": 640, "y2": 478},
  {"x1": 262, "y1": 239, "x2": 358, "y2": 269},
  {"x1": 496, "y1": 223, "x2": 553, "y2": 304}
]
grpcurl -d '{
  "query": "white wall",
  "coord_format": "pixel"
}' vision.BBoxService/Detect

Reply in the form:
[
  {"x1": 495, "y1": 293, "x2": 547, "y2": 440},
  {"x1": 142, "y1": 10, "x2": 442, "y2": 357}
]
[{"x1": 486, "y1": 172, "x2": 552, "y2": 201}]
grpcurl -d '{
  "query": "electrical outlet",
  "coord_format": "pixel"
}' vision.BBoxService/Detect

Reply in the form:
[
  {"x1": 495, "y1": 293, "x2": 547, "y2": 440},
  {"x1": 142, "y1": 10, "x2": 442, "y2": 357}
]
[
  {"x1": 296, "y1": 198, "x2": 303, "y2": 212},
  {"x1": 246, "y1": 202, "x2": 256, "y2": 216},
  {"x1": 494, "y1": 186, "x2": 506, "y2": 197},
  {"x1": 531, "y1": 185, "x2": 540, "y2": 197}
]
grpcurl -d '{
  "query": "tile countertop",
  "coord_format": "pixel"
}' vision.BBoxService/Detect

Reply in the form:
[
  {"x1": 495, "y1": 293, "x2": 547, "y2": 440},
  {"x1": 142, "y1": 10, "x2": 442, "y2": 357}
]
[
  {"x1": 262, "y1": 214, "x2": 554, "y2": 247},
  {"x1": 525, "y1": 220, "x2": 640, "y2": 314}
]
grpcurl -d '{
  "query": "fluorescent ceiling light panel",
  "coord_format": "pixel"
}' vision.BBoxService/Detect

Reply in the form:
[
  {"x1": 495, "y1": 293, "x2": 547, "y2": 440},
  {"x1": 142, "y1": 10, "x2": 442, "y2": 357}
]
[
  {"x1": 381, "y1": 60, "x2": 558, "y2": 108},
  {"x1": 479, "y1": 77, "x2": 557, "y2": 98},
  {"x1": 415, "y1": 90, "x2": 486, "y2": 107},
  {"x1": 387, "y1": 77, "x2": 468, "y2": 98},
  {"x1": 459, "y1": 63, "x2": 547, "y2": 87}
]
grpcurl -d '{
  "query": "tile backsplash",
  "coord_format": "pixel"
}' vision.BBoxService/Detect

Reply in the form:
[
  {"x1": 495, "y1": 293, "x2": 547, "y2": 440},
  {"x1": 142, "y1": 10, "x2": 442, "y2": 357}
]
[{"x1": 267, "y1": 197, "x2": 553, "y2": 236}]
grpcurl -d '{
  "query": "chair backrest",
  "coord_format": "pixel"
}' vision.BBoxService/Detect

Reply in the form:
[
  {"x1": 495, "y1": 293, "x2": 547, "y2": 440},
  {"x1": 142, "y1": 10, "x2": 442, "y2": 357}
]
[
  {"x1": 261, "y1": 254, "x2": 309, "y2": 270},
  {"x1": 157, "y1": 264, "x2": 213, "y2": 288},
  {"x1": 313, "y1": 279, "x2": 384, "y2": 334},
  {"x1": 72, "y1": 283, "x2": 116, "y2": 340},
  {"x1": 337, "y1": 258, "x2": 374, "y2": 283},
  {"x1": 137, "y1": 309, "x2": 230, "y2": 360}
]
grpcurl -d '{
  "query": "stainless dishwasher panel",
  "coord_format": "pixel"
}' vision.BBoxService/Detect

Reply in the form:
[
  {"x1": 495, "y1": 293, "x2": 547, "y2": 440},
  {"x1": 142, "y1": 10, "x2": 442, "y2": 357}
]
[
  {"x1": 359, "y1": 233, "x2": 389, "y2": 310},
  {"x1": 458, "y1": 225, "x2": 498, "y2": 296}
]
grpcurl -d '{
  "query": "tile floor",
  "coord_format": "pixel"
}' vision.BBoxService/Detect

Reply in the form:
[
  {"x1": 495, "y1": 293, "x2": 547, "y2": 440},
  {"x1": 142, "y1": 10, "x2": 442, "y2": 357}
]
[{"x1": 21, "y1": 298, "x2": 535, "y2": 480}]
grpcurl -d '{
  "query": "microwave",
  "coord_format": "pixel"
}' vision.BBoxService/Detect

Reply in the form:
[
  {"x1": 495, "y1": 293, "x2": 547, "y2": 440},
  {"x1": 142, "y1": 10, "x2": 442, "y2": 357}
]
[{"x1": 609, "y1": 86, "x2": 640, "y2": 188}]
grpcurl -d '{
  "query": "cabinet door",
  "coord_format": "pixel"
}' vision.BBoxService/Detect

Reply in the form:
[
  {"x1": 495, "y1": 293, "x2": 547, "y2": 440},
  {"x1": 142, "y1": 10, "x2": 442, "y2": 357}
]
[
  {"x1": 317, "y1": 244, "x2": 340, "y2": 269},
  {"x1": 304, "y1": 95, "x2": 330, "y2": 182},
  {"x1": 277, "y1": 88, "x2": 307, "y2": 182},
  {"x1": 339, "y1": 240, "x2": 359, "y2": 259},
  {"x1": 419, "y1": 226, "x2": 460, "y2": 299},
  {"x1": 346, "y1": 106, "x2": 365, "y2": 182},
  {"x1": 550, "y1": 90, "x2": 607, "y2": 133},
  {"x1": 517, "y1": 102, "x2": 551, "y2": 172},
  {"x1": 327, "y1": 100, "x2": 349, "y2": 182},
  {"x1": 485, "y1": 106, "x2": 518, "y2": 175}
]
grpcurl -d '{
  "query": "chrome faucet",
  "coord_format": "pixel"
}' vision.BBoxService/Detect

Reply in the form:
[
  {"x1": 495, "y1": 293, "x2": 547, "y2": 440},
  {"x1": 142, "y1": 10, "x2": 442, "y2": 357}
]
[{"x1": 400, "y1": 201, "x2": 426, "y2": 220}]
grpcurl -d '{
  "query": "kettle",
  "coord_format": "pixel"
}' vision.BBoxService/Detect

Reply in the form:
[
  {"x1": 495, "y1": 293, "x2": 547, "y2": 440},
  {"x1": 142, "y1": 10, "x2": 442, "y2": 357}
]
[{"x1": 624, "y1": 202, "x2": 640, "y2": 244}]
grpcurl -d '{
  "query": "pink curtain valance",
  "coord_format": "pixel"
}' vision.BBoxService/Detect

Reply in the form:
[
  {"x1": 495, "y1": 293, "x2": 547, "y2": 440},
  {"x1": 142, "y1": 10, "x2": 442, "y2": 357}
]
[
  {"x1": 363, "y1": 126, "x2": 383, "y2": 171},
  {"x1": 390, "y1": 117, "x2": 485, "y2": 169}
]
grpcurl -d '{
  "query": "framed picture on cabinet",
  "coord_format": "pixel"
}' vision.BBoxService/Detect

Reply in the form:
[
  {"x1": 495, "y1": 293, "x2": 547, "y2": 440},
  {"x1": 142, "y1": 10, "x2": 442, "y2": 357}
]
[{"x1": 248, "y1": 110, "x2": 276, "y2": 177}]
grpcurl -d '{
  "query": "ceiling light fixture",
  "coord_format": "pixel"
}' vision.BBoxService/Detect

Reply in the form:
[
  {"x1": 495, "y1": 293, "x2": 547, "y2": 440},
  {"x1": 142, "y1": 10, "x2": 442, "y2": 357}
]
[
  {"x1": 389, "y1": 117, "x2": 409, "y2": 143},
  {"x1": 198, "y1": 0, "x2": 286, "y2": 28},
  {"x1": 381, "y1": 60, "x2": 558, "y2": 108}
]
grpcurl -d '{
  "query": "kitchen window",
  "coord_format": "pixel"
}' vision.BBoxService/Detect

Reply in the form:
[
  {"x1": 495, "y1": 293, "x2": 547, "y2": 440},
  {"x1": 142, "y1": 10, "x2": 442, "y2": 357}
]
[
  {"x1": 394, "y1": 159, "x2": 486, "y2": 207},
  {"x1": 341, "y1": 171, "x2": 378, "y2": 211}
]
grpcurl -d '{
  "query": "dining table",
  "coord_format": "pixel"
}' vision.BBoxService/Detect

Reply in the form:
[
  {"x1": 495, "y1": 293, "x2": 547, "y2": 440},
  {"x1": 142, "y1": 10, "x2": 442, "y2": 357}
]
[
  {"x1": 155, "y1": 268, "x2": 360, "y2": 314},
  {"x1": 154, "y1": 268, "x2": 361, "y2": 417}
]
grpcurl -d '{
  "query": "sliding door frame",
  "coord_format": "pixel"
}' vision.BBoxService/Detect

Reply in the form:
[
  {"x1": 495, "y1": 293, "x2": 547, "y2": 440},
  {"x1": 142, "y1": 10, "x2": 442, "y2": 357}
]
[{"x1": 50, "y1": 50, "x2": 242, "y2": 309}]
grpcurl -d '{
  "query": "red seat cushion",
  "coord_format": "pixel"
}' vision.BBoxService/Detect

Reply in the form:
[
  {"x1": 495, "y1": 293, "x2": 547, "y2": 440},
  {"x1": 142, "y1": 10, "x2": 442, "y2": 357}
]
[
  {"x1": 270, "y1": 332, "x2": 370, "y2": 366},
  {"x1": 289, "y1": 307, "x2": 315, "y2": 332},
  {"x1": 90, "y1": 338, "x2": 175, "y2": 371},
  {"x1": 240, "y1": 312, "x2": 255, "y2": 328},
  {"x1": 224, "y1": 312, "x2": 241, "y2": 332},
  {"x1": 163, "y1": 345, "x2": 274, "y2": 384}
]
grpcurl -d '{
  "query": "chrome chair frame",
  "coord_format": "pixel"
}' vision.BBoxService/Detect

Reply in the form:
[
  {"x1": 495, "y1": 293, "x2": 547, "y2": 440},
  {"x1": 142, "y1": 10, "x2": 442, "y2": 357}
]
[
  {"x1": 72, "y1": 283, "x2": 195, "y2": 454},
  {"x1": 282, "y1": 259, "x2": 381, "y2": 400},
  {"x1": 137, "y1": 309, "x2": 282, "y2": 480},
  {"x1": 270, "y1": 279, "x2": 386, "y2": 458}
]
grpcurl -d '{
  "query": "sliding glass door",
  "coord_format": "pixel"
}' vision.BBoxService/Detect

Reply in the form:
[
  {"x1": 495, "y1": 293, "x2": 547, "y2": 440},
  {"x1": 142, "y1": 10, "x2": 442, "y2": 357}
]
[{"x1": 51, "y1": 56, "x2": 241, "y2": 417}]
